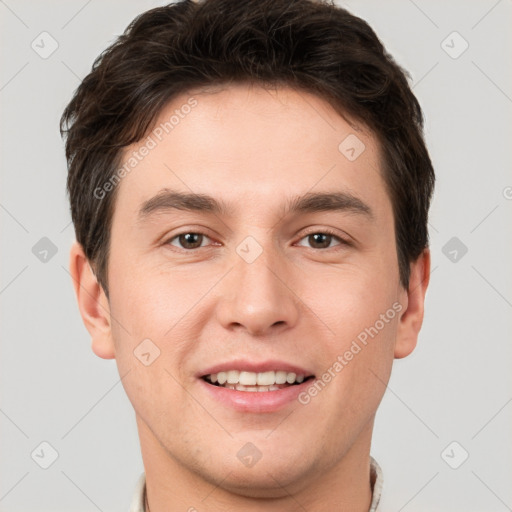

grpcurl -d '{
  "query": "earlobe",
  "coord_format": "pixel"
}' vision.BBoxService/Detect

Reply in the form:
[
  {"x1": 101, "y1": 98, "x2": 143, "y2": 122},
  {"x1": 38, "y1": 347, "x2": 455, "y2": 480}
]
[
  {"x1": 69, "y1": 241, "x2": 115, "y2": 359},
  {"x1": 394, "y1": 248, "x2": 431, "y2": 359}
]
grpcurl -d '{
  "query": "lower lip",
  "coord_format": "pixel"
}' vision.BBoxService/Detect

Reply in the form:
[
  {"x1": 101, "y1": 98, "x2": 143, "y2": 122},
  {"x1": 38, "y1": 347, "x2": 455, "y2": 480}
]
[{"x1": 198, "y1": 378, "x2": 315, "y2": 413}]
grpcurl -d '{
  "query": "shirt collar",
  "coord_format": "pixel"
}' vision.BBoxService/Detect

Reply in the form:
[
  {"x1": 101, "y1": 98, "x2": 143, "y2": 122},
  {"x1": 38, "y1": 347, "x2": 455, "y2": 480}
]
[
  {"x1": 130, "y1": 456, "x2": 384, "y2": 511},
  {"x1": 369, "y1": 455, "x2": 384, "y2": 511}
]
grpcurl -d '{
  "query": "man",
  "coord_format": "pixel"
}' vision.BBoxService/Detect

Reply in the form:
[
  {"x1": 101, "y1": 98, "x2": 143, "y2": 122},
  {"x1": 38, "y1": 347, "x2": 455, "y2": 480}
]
[{"x1": 61, "y1": 0, "x2": 434, "y2": 510}]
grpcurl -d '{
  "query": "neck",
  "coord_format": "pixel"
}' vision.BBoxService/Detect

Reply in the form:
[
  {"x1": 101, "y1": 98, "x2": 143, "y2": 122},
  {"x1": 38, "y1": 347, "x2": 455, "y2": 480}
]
[{"x1": 137, "y1": 416, "x2": 375, "y2": 512}]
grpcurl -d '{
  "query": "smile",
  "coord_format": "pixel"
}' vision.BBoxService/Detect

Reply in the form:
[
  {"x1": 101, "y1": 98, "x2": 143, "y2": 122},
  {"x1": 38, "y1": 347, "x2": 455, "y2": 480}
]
[{"x1": 202, "y1": 370, "x2": 315, "y2": 392}]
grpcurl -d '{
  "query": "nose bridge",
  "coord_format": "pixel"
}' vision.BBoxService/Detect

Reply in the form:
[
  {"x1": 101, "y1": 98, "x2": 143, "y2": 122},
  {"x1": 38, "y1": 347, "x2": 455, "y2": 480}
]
[{"x1": 217, "y1": 234, "x2": 300, "y2": 335}]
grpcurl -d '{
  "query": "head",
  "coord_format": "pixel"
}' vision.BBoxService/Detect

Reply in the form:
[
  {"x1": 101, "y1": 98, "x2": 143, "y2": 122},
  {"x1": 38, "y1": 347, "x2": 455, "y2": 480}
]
[{"x1": 62, "y1": 0, "x2": 434, "y2": 498}]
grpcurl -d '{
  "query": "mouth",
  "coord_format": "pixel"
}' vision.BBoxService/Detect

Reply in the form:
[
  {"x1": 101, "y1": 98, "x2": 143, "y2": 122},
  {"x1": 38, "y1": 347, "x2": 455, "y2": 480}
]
[
  {"x1": 201, "y1": 370, "x2": 315, "y2": 392},
  {"x1": 198, "y1": 362, "x2": 317, "y2": 412}
]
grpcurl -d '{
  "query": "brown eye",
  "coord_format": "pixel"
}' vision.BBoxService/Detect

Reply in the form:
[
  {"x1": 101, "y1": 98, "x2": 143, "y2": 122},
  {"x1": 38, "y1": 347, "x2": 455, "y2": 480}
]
[
  {"x1": 308, "y1": 233, "x2": 332, "y2": 249},
  {"x1": 296, "y1": 231, "x2": 348, "y2": 250},
  {"x1": 168, "y1": 232, "x2": 210, "y2": 250}
]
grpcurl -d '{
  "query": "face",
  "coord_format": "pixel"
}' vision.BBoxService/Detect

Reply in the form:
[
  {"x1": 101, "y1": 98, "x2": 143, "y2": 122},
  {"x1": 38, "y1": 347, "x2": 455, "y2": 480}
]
[{"x1": 74, "y1": 82, "x2": 426, "y2": 497}]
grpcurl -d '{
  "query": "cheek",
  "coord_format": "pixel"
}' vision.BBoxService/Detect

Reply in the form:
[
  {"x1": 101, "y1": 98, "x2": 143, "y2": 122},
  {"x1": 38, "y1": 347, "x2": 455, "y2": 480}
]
[
  {"x1": 108, "y1": 254, "x2": 192, "y2": 336},
  {"x1": 108, "y1": 270, "x2": 192, "y2": 424},
  {"x1": 308, "y1": 267, "x2": 396, "y2": 339},
  {"x1": 107, "y1": 257, "x2": 214, "y2": 393},
  {"x1": 309, "y1": 270, "x2": 398, "y2": 396}
]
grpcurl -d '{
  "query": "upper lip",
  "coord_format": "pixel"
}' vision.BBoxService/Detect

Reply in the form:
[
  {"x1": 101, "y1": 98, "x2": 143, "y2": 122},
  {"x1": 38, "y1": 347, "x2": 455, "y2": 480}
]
[{"x1": 198, "y1": 359, "x2": 315, "y2": 378}]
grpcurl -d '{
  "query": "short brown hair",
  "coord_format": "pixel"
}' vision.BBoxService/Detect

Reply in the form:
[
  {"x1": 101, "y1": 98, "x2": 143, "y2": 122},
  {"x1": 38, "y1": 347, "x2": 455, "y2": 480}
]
[{"x1": 61, "y1": 0, "x2": 435, "y2": 298}]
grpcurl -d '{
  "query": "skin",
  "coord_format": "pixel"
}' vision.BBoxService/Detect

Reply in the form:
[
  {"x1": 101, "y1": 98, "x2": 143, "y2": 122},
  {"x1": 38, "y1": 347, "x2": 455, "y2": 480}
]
[{"x1": 70, "y1": 82, "x2": 430, "y2": 512}]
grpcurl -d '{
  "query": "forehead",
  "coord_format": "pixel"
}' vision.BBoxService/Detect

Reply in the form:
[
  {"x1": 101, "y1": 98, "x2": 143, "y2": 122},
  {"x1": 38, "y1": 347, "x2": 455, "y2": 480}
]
[{"x1": 114, "y1": 83, "x2": 390, "y2": 224}]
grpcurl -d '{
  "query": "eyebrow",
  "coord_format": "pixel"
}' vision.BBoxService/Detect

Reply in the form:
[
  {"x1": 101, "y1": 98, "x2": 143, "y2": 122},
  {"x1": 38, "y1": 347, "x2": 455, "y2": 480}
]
[{"x1": 137, "y1": 188, "x2": 374, "y2": 222}]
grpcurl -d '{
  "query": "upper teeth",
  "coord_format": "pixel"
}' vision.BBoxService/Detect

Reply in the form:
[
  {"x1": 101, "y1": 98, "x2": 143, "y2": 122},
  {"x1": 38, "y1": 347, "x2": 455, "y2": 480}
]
[{"x1": 208, "y1": 370, "x2": 306, "y2": 386}]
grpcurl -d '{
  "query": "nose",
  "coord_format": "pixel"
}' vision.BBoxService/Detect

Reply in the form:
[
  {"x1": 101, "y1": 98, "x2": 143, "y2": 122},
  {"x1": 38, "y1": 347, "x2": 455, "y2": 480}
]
[{"x1": 215, "y1": 241, "x2": 300, "y2": 337}]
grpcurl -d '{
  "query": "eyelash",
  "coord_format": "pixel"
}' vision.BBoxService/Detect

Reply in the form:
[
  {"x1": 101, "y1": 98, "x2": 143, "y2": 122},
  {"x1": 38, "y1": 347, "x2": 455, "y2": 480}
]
[{"x1": 164, "y1": 229, "x2": 351, "y2": 251}]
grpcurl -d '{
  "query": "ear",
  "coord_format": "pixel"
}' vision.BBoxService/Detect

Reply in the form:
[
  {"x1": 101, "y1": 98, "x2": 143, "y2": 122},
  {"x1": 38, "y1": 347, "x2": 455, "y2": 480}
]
[
  {"x1": 69, "y1": 241, "x2": 115, "y2": 359},
  {"x1": 394, "y1": 248, "x2": 431, "y2": 359}
]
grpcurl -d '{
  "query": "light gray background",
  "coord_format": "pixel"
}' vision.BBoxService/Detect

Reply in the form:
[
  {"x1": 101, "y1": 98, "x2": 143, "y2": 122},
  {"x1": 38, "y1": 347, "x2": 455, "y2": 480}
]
[{"x1": 1, "y1": 1, "x2": 511, "y2": 511}]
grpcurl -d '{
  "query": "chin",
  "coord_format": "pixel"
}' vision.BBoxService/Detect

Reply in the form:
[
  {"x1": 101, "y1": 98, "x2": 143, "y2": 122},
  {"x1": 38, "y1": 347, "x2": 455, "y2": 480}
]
[
  {"x1": 201, "y1": 447, "x2": 314, "y2": 497},
  {"x1": 215, "y1": 466, "x2": 307, "y2": 499}
]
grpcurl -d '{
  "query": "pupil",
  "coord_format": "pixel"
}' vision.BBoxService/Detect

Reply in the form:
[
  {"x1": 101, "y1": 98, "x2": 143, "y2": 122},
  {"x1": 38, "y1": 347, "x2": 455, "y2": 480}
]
[
  {"x1": 310, "y1": 233, "x2": 330, "y2": 248},
  {"x1": 181, "y1": 233, "x2": 202, "y2": 249}
]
